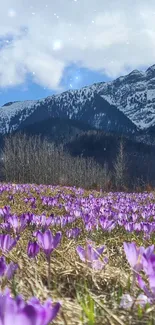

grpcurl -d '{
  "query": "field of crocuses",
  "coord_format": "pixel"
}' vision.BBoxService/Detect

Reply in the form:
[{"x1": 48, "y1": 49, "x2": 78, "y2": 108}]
[{"x1": 1, "y1": 183, "x2": 155, "y2": 324}]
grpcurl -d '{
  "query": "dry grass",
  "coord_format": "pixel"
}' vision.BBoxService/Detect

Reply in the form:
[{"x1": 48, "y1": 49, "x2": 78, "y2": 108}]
[{"x1": 0, "y1": 184, "x2": 155, "y2": 324}]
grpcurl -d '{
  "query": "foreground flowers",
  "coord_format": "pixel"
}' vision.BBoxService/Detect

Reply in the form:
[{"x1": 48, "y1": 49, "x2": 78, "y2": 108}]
[
  {"x1": 1, "y1": 184, "x2": 155, "y2": 322},
  {"x1": 0, "y1": 288, "x2": 61, "y2": 325},
  {"x1": 36, "y1": 230, "x2": 62, "y2": 261},
  {"x1": 121, "y1": 242, "x2": 155, "y2": 309},
  {"x1": 27, "y1": 241, "x2": 40, "y2": 259},
  {"x1": 76, "y1": 240, "x2": 108, "y2": 270},
  {"x1": 35, "y1": 230, "x2": 62, "y2": 289},
  {"x1": 0, "y1": 234, "x2": 18, "y2": 253},
  {"x1": 120, "y1": 293, "x2": 151, "y2": 309},
  {"x1": 123, "y1": 242, "x2": 155, "y2": 273},
  {"x1": 0, "y1": 256, "x2": 18, "y2": 280}
]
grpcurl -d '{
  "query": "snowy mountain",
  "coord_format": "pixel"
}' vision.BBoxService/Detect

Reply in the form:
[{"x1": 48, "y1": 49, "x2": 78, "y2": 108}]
[
  {"x1": 0, "y1": 91, "x2": 137, "y2": 136},
  {"x1": 91, "y1": 64, "x2": 155, "y2": 130},
  {"x1": 1, "y1": 64, "x2": 155, "y2": 136}
]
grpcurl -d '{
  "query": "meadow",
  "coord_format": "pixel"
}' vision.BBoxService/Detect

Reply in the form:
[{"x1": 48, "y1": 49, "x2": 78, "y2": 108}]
[{"x1": 0, "y1": 183, "x2": 155, "y2": 324}]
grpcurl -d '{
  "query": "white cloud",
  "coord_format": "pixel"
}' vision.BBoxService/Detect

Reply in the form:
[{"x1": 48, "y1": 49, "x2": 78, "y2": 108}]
[
  {"x1": 52, "y1": 39, "x2": 63, "y2": 51},
  {"x1": 8, "y1": 9, "x2": 17, "y2": 17},
  {"x1": 0, "y1": 0, "x2": 155, "y2": 90}
]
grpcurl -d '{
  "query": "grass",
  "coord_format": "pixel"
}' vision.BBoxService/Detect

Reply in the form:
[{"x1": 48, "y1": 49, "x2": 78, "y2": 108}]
[{"x1": 0, "y1": 183, "x2": 155, "y2": 324}]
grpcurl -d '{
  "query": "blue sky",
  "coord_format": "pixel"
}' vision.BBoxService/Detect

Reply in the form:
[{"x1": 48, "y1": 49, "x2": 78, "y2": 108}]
[
  {"x1": 0, "y1": 64, "x2": 112, "y2": 106},
  {"x1": 0, "y1": 0, "x2": 155, "y2": 107}
]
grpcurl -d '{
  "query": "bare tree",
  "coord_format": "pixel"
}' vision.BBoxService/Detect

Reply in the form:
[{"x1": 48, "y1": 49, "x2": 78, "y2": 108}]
[
  {"x1": 2, "y1": 132, "x2": 112, "y2": 190},
  {"x1": 113, "y1": 139, "x2": 128, "y2": 191}
]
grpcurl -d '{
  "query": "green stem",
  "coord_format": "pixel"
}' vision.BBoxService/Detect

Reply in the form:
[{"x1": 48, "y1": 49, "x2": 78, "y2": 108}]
[
  {"x1": 48, "y1": 256, "x2": 51, "y2": 290},
  {"x1": 131, "y1": 270, "x2": 136, "y2": 292},
  {"x1": 12, "y1": 276, "x2": 17, "y2": 297}
]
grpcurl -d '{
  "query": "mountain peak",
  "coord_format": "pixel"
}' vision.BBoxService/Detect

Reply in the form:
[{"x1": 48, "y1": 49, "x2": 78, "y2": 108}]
[
  {"x1": 145, "y1": 64, "x2": 155, "y2": 78},
  {"x1": 126, "y1": 68, "x2": 144, "y2": 78},
  {"x1": 146, "y1": 64, "x2": 155, "y2": 71},
  {"x1": 2, "y1": 101, "x2": 20, "y2": 107},
  {"x1": 129, "y1": 69, "x2": 141, "y2": 75},
  {"x1": 116, "y1": 68, "x2": 144, "y2": 84}
]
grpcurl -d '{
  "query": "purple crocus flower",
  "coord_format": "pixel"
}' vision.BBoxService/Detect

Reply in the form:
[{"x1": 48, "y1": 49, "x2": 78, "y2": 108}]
[
  {"x1": 0, "y1": 234, "x2": 17, "y2": 252},
  {"x1": 135, "y1": 293, "x2": 151, "y2": 307},
  {"x1": 36, "y1": 230, "x2": 62, "y2": 260},
  {"x1": 120, "y1": 293, "x2": 150, "y2": 309},
  {"x1": 33, "y1": 230, "x2": 40, "y2": 237},
  {"x1": 144, "y1": 246, "x2": 154, "y2": 258},
  {"x1": 124, "y1": 242, "x2": 155, "y2": 292},
  {"x1": 124, "y1": 222, "x2": 134, "y2": 232},
  {"x1": 0, "y1": 206, "x2": 11, "y2": 219},
  {"x1": 35, "y1": 229, "x2": 62, "y2": 289},
  {"x1": 0, "y1": 257, "x2": 18, "y2": 280},
  {"x1": 76, "y1": 241, "x2": 108, "y2": 270},
  {"x1": 0, "y1": 288, "x2": 61, "y2": 324},
  {"x1": 0, "y1": 256, "x2": 6, "y2": 276},
  {"x1": 5, "y1": 262, "x2": 18, "y2": 280},
  {"x1": 8, "y1": 215, "x2": 27, "y2": 234},
  {"x1": 32, "y1": 215, "x2": 52, "y2": 231},
  {"x1": 0, "y1": 223, "x2": 11, "y2": 232},
  {"x1": 27, "y1": 241, "x2": 40, "y2": 258},
  {"x1": 120, "y1": 293, "x2": 133, "y2": 309},
  {"x1": 23, "y1": 212, "x2": 34, "y2": 225},
  {"x1": 123, "y1": 242, "x2": 144, "y2": 272},
  {"x1": 99, "y1": 217, "x2": 116, "y2": 232},
  {"x1": 28, "y1": 297, "x2": 61, "y2": 324},
  {"x1": 66, "y1": 227, "x2": 81, "y2": 239},
  {"x1": 137, "y1": 274, "x2": 155, "y2": 302},
  {"x1": 142, "y1": 253, "x2": 155, "y2": 277}
]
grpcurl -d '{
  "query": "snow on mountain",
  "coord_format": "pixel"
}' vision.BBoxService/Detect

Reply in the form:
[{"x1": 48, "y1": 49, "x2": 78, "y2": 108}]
[
  {"x1": 90, "y1": 64, "x2": 155, "y2": 129},
  {"x1": 0, "y1": 100, "x2": 38, "y2": 133},
  {"x1": 1, "y1": 64, "x2": 155, "y2": 134}
]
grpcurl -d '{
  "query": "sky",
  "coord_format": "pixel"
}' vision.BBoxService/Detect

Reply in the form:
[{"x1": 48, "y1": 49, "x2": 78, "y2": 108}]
[{"x1": 0, "y1": 0, "x2": 155, "y2": 106}]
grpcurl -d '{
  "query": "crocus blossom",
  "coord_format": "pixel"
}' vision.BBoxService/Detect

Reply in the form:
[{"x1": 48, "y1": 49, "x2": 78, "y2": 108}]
[
  {"x1": 137, "y1": 274, "x2": 155, "y2": 302},
  {"x1": 76, "y1": 241, "x2": 108, "y2": 270},
  {"x1": 0, "y1": 288, "x2": 61, "y2": 325},
  {"x1": 120, "y1": 293, "x2": 150, "y2": 309},
  {"x1": 142, "y1": 252, "x2": 155, "y2": 277},
  {"x1": 5, "y1": 262, "x2": 18, "y2": 280},
  {"x1": 123, "y1": 242, "x2": 145, "y2": 272},
  {"x1": 8, "y1": 215, "x2": 27, "y2": 234},
  {"x1": 0, "y1": 257, "x2": 6, "y2": 276},
  {"x1": 0, "y1": 234, "x2": 18, "y2": 252},
  {"x1": 0, "y1": 257, "x2": 18, "y2": 280},
  {"x1": 36, "y1": 230, "x2": 62, "y2": 259},
  {"x1": 27, "y1": 241, "x2": 40, "y2": 259}
]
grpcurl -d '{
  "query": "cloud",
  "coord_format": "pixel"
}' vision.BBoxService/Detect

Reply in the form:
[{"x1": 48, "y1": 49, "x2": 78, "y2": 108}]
[{"x1": 0, "y1": 0, "x2": 155, "y2": 90}]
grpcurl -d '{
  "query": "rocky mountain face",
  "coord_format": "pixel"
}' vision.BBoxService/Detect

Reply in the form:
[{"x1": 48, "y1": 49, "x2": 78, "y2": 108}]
[
  {"x1": 0, "y1": 92, "x2": 137, "y2": 136},
  {"x1": 1, "y1": 64, "x2": 155, "y2": 143},
  {"x1": 92, "y1": 65, "x2": 155, "y2": 130}
]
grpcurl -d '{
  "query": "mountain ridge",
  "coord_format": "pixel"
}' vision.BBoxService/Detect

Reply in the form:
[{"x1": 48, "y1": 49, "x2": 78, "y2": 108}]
[{"x1": 1, "y1": 64, "x2": 155, "y2": 137}]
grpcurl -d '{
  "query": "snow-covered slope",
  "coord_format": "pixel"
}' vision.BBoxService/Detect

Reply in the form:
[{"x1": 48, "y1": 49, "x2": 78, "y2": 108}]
[
  {"x1": 0, "y1": 90, "x2": 137, "y2": 135},
  {"x1": 1, "y1": 64, "x2": 155, "y2": 134},
  {"x1": 91, "y1": 65, "x2": 155, "y2": 129}
]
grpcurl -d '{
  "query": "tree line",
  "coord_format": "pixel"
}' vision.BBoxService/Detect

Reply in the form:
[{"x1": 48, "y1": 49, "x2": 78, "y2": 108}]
[{"x1": 0, "y1": 133, "x2": 153, "y2": 192}]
